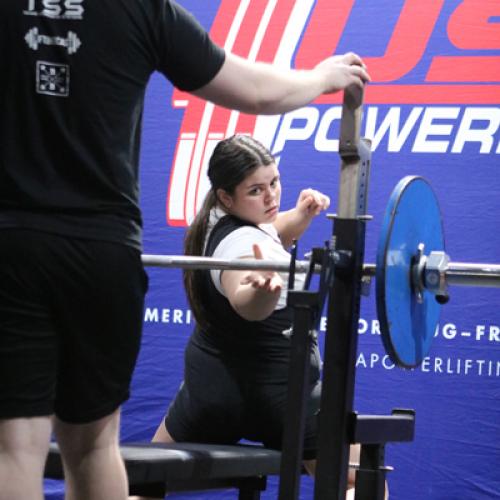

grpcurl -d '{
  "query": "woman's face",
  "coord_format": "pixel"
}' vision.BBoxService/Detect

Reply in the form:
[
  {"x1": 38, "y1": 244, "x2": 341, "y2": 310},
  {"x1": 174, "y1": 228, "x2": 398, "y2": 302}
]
[{"x1": 219, "y1": 162, "x2": 281, "y2": 225}]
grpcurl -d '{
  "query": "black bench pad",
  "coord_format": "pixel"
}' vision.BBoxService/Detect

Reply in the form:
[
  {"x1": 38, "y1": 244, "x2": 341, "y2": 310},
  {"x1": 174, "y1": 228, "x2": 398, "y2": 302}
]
[{"x1": 45, "y1": 442, "x2": 282, "y2": 496}]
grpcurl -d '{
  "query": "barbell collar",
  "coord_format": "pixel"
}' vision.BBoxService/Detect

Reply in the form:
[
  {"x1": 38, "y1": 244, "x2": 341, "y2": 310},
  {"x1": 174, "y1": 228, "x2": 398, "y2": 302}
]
[
  {"x1": 422, "y1": 251, "x2": 500, "y2": 290},
  {"x1": 445, "y1": 262, "x2": 500, "y2": 288}
]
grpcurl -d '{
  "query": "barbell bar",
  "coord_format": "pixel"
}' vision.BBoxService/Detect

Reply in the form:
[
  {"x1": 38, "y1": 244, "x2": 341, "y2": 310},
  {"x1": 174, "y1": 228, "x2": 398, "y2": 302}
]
[
  {"x1": 141, "y1": 254, "x2": 312, "y2": 274},
  {"x1": 141, "y1": 255, "x2": 500, "y2": 288}
]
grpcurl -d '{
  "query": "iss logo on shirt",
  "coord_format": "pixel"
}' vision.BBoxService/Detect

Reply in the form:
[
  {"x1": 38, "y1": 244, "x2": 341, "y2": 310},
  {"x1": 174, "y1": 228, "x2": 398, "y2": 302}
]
[{"x1": 23, "y1": 0, "x2": 84, "y2": 20}]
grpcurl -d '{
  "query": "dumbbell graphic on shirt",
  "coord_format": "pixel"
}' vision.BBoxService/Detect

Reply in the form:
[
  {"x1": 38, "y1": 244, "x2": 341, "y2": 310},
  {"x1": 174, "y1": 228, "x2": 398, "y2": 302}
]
[{"x1": 25, "y1": 27, "x2": 81, "y2": 55}]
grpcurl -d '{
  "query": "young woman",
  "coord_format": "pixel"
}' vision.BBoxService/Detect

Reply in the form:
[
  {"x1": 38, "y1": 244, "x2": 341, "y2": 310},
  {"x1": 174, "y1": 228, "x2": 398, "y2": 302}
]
[{"x1": 150, "y1": 134, "x2": 362, "y2": 496}]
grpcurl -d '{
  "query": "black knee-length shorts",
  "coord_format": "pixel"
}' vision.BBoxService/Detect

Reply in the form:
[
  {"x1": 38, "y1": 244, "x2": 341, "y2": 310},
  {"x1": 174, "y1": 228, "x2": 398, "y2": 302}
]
[
  {"x1": 0, "y1": 229, "x2": 148, "y2": 423},
  {"x1": 165, "y1": 338, "x2": 322, "y2": 459}
]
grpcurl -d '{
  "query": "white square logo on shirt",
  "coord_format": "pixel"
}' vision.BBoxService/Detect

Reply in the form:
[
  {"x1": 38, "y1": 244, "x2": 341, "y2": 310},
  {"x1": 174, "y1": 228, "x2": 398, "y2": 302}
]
[{"x1": 36, "y1": 61, "x2": 70, "y2": 97}]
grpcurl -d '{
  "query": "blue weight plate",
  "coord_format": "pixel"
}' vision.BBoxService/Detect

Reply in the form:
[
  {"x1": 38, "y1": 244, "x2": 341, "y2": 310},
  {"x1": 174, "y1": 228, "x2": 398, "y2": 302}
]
[{"x1": 376, "y1": 176, "x2": 445, "y2": 368}]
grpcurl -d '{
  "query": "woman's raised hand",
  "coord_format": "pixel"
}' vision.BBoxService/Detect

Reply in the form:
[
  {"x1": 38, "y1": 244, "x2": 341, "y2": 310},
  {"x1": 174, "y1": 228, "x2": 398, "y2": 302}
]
[
  {"x1": 240, "y1": 244, "x2": 283, "y2": 294},
  {"x1": 296, "y1": 188, "x2": 330, "y2": 219}
]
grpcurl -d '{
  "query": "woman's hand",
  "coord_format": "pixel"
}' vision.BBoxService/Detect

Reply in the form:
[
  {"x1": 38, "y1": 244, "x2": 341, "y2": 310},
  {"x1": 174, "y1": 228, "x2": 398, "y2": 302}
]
[
  {"x1": 222, "y1": 244, "x2": 282, "y2": 321},
  {"x1": 274, "y1": 188, "x2": 331, "y2": 248},
  {"x1": 240, "y1": 244, "x2": 283, "y2": 294},
  {"x1": 295, "y1": 188, "x2": 330, "y2": 220}
]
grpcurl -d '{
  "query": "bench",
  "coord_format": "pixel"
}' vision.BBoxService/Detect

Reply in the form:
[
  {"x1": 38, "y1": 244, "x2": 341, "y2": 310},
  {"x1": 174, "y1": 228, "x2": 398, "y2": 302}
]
[{"x1": 45, "y1": 441, "x2": 282, "y2": 499}]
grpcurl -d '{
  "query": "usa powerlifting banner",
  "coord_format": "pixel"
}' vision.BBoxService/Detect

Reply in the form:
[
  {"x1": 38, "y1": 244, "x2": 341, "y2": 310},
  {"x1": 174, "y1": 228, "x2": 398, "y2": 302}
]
[{"x1": 45, "y1": 1, "x2": 499, "y2": 499}]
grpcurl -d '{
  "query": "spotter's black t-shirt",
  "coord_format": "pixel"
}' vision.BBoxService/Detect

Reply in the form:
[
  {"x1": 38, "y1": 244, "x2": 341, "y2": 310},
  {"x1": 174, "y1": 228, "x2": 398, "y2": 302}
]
[{"x1": 0, "y1": 0, "x2": 225, "y2": 250}]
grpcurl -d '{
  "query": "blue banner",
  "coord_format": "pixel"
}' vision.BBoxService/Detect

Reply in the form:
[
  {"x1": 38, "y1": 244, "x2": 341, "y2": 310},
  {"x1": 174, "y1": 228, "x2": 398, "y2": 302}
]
[{"x1": 46, "y1": 1, "x2": 500, "y2": 498}]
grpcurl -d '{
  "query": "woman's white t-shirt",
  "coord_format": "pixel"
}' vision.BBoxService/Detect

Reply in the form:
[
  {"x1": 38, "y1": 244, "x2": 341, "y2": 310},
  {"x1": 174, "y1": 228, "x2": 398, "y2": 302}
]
[{"x1": 206, "y1": 207, "x2": 305, "y2": 310}]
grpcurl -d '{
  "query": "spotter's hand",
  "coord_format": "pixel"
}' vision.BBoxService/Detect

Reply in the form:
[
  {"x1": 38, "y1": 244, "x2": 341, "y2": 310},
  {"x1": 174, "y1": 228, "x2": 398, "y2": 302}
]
[{"x1": 315, "y1": 52, "x2": 371, "y2": 92}]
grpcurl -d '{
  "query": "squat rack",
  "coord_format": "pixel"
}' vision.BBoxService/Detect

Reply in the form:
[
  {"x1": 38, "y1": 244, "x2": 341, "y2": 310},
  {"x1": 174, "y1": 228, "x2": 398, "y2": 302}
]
[{"x1": 277, "y1": 86, "x2": 415, "y2": 500}]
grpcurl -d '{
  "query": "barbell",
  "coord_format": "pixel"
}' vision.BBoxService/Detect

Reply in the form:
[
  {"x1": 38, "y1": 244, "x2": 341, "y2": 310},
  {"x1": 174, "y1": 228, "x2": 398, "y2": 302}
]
[{"x1": 142, "y1": 175, "x2": 499, "y2": 369}]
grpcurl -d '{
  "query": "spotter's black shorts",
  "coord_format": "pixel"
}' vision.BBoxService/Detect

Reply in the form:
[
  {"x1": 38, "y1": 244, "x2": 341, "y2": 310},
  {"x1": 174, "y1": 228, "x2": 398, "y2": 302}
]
[
  {"x1": 165, "y1": 337, "x2": 322, "y2": 459},
  {"x1": 0, "y1": 229, "x2": 148, "y2": 423}
]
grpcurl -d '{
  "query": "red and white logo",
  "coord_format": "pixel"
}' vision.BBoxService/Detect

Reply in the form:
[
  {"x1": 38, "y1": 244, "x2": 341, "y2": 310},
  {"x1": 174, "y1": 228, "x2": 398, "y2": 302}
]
[{"x1": 166, "y1": 0, "x2": 500, "y2": 226}]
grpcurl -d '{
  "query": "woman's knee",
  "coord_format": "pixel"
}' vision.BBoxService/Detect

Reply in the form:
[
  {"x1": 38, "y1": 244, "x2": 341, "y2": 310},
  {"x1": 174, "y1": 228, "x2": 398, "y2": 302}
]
[{"x1": 151, "y1": 419, "x2": 176, "y2": 444}]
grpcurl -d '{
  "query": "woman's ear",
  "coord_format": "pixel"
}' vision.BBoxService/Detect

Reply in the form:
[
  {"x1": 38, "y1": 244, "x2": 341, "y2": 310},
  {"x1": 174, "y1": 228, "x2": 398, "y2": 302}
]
[{"x1": 216, "y1": 188, "x2": 233, "y2": 210}]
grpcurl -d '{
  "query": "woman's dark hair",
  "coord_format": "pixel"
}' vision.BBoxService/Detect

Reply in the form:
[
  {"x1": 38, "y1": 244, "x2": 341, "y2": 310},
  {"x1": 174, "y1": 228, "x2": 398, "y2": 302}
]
[{"x1": 184, "y1": 134, "x2": 275, "y2": 328}]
